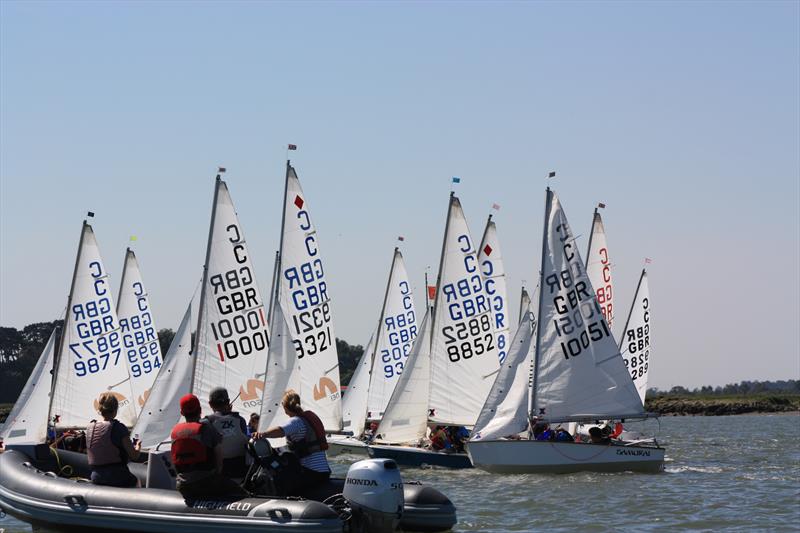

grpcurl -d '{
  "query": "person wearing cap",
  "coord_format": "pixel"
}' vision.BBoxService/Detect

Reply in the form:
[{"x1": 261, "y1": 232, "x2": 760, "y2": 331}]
[
  {"x1": 170, "y1": 393, "x2": 247, "y2": 500},
  {"x1": 202, "y1": 387, "x2": 249, "y2": 479}
]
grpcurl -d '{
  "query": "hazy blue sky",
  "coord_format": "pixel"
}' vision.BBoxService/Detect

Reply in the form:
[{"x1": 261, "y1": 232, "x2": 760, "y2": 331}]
[{"x1": 1, "y1": 1, "x2": 798, "y2": 389}]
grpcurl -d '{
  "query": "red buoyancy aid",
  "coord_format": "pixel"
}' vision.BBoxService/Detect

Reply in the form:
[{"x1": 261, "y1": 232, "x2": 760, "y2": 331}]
[
  {"x1": 287, "y1": 410, "x2": 328, "y2": 457},
  {"x1": 170, "y1": 422, "x2": 212, "y2": 471}
]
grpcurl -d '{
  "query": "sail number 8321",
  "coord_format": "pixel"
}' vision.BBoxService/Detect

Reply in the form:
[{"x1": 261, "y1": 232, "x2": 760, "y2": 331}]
[{"x1": 442, "y1": 315, "x2": 494, "y2": 362}]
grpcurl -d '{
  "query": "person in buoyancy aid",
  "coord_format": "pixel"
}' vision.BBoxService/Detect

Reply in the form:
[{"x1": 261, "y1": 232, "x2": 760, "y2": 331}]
[
  {"x1": 203, "y1": 387, "x2": 249, "y2": 478},
  {"x1": 87, "y1": 392, "x2": 141, "y2": 488},
  {"x1": 254, "y1": 390, "x2": 331, "y2": 496},
  {"x1": 170, "y1": 394, "x2": 248, "y2": 500}
]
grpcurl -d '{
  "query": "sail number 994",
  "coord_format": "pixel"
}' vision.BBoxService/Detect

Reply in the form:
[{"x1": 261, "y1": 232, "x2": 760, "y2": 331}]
[{"x1": 442, "y1": 315, "x2": 494, "y2": 362}]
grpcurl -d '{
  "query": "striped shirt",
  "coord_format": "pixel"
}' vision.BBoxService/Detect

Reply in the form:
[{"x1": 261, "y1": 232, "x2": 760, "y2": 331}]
[{"x1": 282, "y1": 416, "x2": 330, "y2": 473}]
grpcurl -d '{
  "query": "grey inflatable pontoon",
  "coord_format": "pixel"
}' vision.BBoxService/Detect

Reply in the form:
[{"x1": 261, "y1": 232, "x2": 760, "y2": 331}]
[{"x1": 0, "y1": 447, "x2": 457, "y2": 532}]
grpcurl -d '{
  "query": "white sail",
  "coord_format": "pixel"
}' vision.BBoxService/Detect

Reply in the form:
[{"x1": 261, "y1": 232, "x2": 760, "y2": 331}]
[
  {"x1": 519, "y1": 287, "x2": 531, "y2": 326},
  {"x1": 50, "y1": 223, "x2": 137, "y2": 428},
  {"x1": 585, "y1": 209, "x2": 614, "y2": 329},
  {"x1": 478, "y1": 217, "x2": 510, "y2": 364},
  {"x1": 533, "y1": 190, "x2": 643, "y2": 421},
  {"x1": 193, "y1": 178, "x2": 270, "y2": 414},
  {"x1": 620, "y1": 269, "x2": 651, "y2": 404},
  {"x1": 116, "y1": 249, "x2": 163, "y2": 418},
  {"x1": 257, "y1": 302, "x2": 301, "y2": 434},
  {"x1": 429, "y1": 194, "x2": 500, "y2": 426},
  {"x1": 472, "y1": 313, "x2": 535, "y2": 441},
  {"x1": 1, "y1": 328, "x2": 58, "y2": 445},
  {"x1": 132, "y1": 305, "x2": 193, "y2": 449},
  {"x1": 374, "y1": 310, "x2": 432, "y2": 444},
  {"x1": 278, "y1": 163, "x2": 342, "y2": 430},
  {"x1": 341, "y1": 333, "x2": 375, "y2": 438},
  {"x1": 366, "y1": 249, "x2": 418, "y2": 420}
]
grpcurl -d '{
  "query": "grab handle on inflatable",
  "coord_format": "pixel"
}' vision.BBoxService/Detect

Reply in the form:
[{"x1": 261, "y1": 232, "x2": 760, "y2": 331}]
[{"x1": 64, "y1": 494, "x2": 88, "y2": 512}]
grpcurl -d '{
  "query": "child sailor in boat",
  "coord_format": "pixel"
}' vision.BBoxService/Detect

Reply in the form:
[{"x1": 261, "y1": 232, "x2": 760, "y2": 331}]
[{"x1": 86, "y1": 392, "x2": 141, "y2": 488}]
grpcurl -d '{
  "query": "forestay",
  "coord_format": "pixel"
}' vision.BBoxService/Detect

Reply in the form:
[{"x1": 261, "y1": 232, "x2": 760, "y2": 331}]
[
  {"x1": 50, "y1": 223, "x2": 137, "y2": 428},
  {"x1": 533, "y1": 190, "x2": 643, "y2": 421},
  {"x1": 1, "y1": 329, "x2": 57, "y2": 445},
  {"x1": 478, "y1": 217, "x2": 509, "y2": 364},
  {"x1": 619, "y1": 269, "x2": 651, "y2": 404},
  {"x1": 374, "y1": 310, "x2": 432, "y2": 444},
  {"x1": 429, "y1": 194, "x2": 500, "y2": 426},
  {"x1": 116, "y1": 249, "x2": 163, "y2": 418},
  {"x1": 193, "y1": 178, "x2": 270, "y2": 414},
  {"x1": 585, "y1": 209, "x2": 614, "y2": 329},
  {"x1": 132, "y1": 305, "x2": 193, "y2": 449},
  {"x1": 278, "y1": 163, "x2": 342, "y2": 430},
  {"x1": 366, "y1": 249, "x2": 417, "y2": 420},
  {"x1": 342, "y1": 333, "x2": 375, "y2": 438},
  {"x1": 472, "y1": 313, "x2": 535, "y2": 441}
]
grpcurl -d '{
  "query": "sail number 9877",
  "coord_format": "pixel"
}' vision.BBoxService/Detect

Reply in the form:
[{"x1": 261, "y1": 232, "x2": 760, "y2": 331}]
[{"x1": 442, "y1": 314, "x2": 494, "y2": 362}]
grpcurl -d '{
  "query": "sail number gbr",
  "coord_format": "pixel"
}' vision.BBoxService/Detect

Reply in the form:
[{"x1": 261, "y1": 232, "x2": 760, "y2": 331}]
[{"x1": 442, "y1": 314, "x2": 495, "y2": 362}]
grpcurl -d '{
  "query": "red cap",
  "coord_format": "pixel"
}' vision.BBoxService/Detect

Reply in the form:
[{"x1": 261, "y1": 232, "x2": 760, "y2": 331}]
[{"x1": 180, "y1": 394, "x2": 201, "y2": 416}]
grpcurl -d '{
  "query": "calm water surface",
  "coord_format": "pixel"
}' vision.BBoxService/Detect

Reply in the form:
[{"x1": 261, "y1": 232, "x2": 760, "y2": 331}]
[{"x1": 2, "y1": 415, "x2": 798, "y2": 532}]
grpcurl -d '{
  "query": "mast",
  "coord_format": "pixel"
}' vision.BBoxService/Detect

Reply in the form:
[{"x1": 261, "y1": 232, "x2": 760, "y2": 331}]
[
  {"x1": 430, "y1": 192, "x2": 455, "y2": 346},
  {"x1": 116, "y1": 248, "x2": 132, "y2": 314},
  {"x1": 267, "y1": 250, "x2": 280, "y2": 325},
  {"x1": 618, "y1": 268, "x2": 647, "y2": 351},
  {"x1": 585, "y1": 206, "x2": 599, "y2": 268},
  {"x1": 189, "y1": 173, "x2": 222, "y2": 393},
  {"x1": 529, "y1": 188, "x2": 552, "y2": 421},
  {"x1": 371, "y1": 248, "x2": 399, "y2": 363},
  {"x1": 47, "y1": 220, "x2": 89, "y2": 428}
]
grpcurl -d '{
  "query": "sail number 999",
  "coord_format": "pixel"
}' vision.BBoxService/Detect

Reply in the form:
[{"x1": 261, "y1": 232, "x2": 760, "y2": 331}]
[{"x1": 442, "y1": 315, "x2": 494, "y2": 362}]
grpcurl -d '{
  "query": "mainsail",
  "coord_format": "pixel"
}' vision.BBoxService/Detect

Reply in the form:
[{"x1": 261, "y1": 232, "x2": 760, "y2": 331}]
[
  {"x1": 374, "y1": 310, "x2": 432, "y2": 444},
  {"x1": 50, "y1": 222, "x2": 137, "y2": 428},
  {"x1": 341, "y1": 333, "x2": 375, "y2": 438},
  {"x1": 192, "y1": 177, "x2": 270, "y2": 414},
  {"x1": 478, "y1": 216, "x2": 509, "y2": 364},
  {"x1": 532, "y1": 190, "x2": 643, "y2": 421},
  {"x1": 116, "y1": 248, "x2": 163, "y2": 418},
  {"x1": 619, "y1": 269, "x2": 651, "y2": 404},
  {"x1": 132, "y1": 305, "x2": 194, "y2": 449},
  {"x1": 472, "y1": 313, "x2": 535, "y2": 441},
  {"x1": 1, "y1": 328, "x2": 58, "y2": 445},
  {"x1": 276, "y1": 162, "x2": 342, "y2": 430},
  {"x1": 585, "y1": 208, "x2": 614, "y2": 329},
  {"x1": 365, "y1": 248, "x2": 418, "y2": 420},
  {"x1": 429, "y1": 193, "x2": 500, "y2": 426}
]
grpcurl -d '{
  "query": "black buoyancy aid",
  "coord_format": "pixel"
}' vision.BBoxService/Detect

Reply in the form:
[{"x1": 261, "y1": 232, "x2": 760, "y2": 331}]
[
  {"x1": 205, "y1": 412, "x2": 248, "y2": 459},
  {"x1": 287, "y1": 410, "x2": 328, "y2": 458},
  {"x1": 87, "y1": 420, "x2": 124, "y2": 466},
  {"x1": 170, "y1": 422, "x2": 213, "y2": 472}
]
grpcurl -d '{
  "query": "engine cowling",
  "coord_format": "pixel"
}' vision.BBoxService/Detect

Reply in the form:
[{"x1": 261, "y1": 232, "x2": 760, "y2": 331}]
[{"x1": 343, "y1": 458, "x2": 403, "y2": 533}]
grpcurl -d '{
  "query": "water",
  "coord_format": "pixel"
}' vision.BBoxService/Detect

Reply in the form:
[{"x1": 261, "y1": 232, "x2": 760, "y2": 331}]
[{"x1": 2, "y1": 414, "x2": 798, "y2": 532}]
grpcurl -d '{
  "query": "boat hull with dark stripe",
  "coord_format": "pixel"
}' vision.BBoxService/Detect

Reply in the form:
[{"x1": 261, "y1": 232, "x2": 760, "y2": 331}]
[{"x1": 368, "y1": 444, "x2": 473, "y2": 469}]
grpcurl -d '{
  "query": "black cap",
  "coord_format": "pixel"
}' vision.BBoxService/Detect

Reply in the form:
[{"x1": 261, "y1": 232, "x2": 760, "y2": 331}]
[{"x1": 209, "y1": 387, "x2": 230, "y2": 406}]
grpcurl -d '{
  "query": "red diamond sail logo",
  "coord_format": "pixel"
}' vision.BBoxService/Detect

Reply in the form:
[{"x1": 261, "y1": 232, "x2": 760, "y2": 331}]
[
  {"x1": 483, "y1": 244, "x2": 493, "y2": 256},
  {"x1": 294, "y1": 195, "x2": 304, "y2": 209}
]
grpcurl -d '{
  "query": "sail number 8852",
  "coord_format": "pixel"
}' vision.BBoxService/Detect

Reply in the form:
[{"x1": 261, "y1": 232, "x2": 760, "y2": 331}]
[{"x1": 442, "y1": 315, "x2": 494, "y2": 363}]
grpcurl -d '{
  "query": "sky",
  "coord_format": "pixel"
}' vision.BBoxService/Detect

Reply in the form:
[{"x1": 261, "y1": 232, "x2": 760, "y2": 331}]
[{"x1": 1, "y1": 1, "x2": 798, "y2": 390}]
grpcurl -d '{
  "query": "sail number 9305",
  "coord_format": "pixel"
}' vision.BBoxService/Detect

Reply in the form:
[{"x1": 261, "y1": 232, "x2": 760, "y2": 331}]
[{"x1": 442, "y1": 315, "x2": 494, "y2": 362}]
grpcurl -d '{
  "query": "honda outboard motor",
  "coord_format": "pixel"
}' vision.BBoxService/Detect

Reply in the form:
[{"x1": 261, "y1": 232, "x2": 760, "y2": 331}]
[{"x1": 342, "y1": 458, "x2": 403, "y2": 533}]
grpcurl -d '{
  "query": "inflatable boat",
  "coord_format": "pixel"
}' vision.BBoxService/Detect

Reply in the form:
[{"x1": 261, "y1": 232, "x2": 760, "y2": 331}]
[{"x1": 0, "y1": 445, "x2": 457, "y2": 532}]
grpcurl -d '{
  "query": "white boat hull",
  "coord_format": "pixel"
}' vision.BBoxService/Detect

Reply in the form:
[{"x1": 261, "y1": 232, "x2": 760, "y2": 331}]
[
  {"x1": 326, "y1": 436, "x2": 369, "y2": 457},
  {"x1": 466, "y1": 439, "x2": 665, "y2": 474}
]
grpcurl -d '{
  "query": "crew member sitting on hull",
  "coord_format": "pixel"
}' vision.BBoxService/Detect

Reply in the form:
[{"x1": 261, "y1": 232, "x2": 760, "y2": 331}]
[
  {"x1": 170, "y1": 394, "x2": 248, "y2": 500},
  {"x1": 87, "y1": 392, "x2": 141, "y2": 488},
  {"x1": 203, "y1": 387, "x2": 249, "y2": 478},
  {"x1": 254, "y1": 390, "x2": 331, "y2": 495}
]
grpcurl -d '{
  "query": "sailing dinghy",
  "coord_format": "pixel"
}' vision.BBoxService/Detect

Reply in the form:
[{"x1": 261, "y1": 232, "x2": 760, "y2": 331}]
[
  {"x1": 467, "y1": 188, "x2": 664, "y2": 474},
  {"x1": 369, "y1": 193, "x2": 500, "y2": 468}
]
